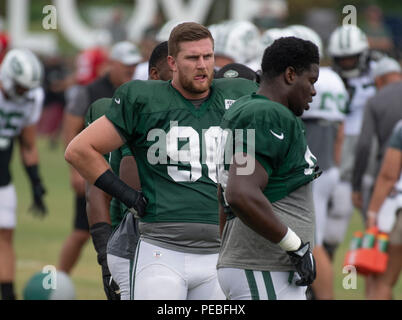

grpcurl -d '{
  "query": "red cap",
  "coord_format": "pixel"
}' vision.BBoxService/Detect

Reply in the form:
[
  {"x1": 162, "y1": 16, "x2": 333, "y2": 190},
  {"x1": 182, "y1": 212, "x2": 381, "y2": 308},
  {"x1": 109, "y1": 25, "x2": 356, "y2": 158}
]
[
  {"x1": 75, "y1": 47, "x2": 108, "y2": 85},
  {"x1": 0, "y1": 32, "x2": 9, "y2": 64}
]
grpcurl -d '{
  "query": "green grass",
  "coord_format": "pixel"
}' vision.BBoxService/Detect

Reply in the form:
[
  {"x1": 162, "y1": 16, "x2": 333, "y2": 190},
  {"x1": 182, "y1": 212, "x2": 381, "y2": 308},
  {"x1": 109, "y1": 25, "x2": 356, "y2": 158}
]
[
  {"x1": 11, "y1": 138, "x2": 104, "y2": 300},
  {"x1": 11, "y1": 137, "x2": 402, "y2": 300}
]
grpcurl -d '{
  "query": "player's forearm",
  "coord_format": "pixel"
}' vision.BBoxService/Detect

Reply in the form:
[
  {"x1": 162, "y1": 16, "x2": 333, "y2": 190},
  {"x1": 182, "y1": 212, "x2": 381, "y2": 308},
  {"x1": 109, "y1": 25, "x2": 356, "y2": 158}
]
[
  {"x1": 225, "y1": 185, "x2": 287, "y2": 243},
  {"x1": 20, "y1": 141, "x2": 39, "y2": 167},
  {"x1": 369, "y1": 148, "x2": 402, "y2": 212},
  {"x1": 368, "y1": 172, "x2": 397, "y2": 213},
  {"x1": 65, "y1": 135, "x2": 110, "y2": 184},
  {"x1": 19, "y1": 125, "x2": 39, "y2": 166}
]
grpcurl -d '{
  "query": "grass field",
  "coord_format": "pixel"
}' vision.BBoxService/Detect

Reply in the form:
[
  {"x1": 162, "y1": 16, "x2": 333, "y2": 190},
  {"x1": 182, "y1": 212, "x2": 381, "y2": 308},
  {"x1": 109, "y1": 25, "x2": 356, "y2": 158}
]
[{"x1": 10, "y1": 137, "x2": 402, "y2": 300}]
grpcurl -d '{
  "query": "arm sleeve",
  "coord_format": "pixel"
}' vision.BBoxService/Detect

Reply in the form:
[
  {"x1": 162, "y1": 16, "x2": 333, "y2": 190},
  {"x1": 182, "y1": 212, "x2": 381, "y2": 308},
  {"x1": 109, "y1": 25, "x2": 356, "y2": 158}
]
[{"x1": 352, "y1": 100, "x2": 375, "y2": 191}]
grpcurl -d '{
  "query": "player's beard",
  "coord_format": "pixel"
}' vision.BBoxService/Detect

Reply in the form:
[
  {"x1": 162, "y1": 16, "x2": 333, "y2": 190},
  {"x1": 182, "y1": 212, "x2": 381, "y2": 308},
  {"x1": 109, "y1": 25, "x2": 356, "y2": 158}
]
[{"x1": 178, "y1": 70, "x2": 213, "y2": 95}]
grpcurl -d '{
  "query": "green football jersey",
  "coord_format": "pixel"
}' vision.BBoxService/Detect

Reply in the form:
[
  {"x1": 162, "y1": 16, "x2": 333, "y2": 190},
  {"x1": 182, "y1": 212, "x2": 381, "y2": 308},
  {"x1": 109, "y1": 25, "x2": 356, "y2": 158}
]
[
  {"x1": 105, "y1": 79, "x2": 258, "y2": 224},
  {"x1": 219, "y1": 93, "x2": 318, "y2": 203},
  {"x1": 85, "y1": 98, "x2": 133, "y2": 229}
]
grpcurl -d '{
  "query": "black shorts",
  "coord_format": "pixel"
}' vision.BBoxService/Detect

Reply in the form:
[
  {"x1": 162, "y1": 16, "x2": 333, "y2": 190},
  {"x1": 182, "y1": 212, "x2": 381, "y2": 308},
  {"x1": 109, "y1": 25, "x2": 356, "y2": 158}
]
[{"x1": 74, "y1": 195, "x2": 89, "y2": 231}]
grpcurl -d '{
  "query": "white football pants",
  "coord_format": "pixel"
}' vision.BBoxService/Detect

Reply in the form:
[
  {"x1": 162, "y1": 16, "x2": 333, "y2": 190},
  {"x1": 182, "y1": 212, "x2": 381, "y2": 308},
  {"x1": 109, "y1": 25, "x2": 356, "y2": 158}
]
[
  {"x1": 0, "y1": 184, "x2": 17, "y2": 229},
  {"x1": 113, "y1": 239, "x2": 225, "y2": 300}
]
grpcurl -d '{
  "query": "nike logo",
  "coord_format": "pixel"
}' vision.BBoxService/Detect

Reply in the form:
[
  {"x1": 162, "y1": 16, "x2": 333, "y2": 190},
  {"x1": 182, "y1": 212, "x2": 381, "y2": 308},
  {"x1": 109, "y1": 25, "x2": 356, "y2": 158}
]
[
  {"x1": 270, "y1": 130, "x2": 284, "y2": 140},
  {"x1": 115, "y1": 98, "x2": 121, "y2": 104}
]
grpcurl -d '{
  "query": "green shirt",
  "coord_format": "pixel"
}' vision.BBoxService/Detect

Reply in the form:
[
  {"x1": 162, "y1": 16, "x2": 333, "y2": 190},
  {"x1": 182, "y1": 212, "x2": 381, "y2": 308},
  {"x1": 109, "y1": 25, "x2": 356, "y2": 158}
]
[
  {"x1": 217, "y1": 93, "x2": 317, "y2": 271},
  {"x1": 105, "y1": 79, "x2": 258, "y2": 225},
  {"x1": 219, "y1": 93, "x2": 318, "y2": 203}
]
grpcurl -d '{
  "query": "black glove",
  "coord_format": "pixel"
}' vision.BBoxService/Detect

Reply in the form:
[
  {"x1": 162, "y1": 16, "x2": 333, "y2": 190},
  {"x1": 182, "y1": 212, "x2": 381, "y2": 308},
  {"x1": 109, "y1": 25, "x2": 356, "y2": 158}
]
[
  {"x1": 29, "y1": 182, "x2": 47, "y2": 217},
  {"x1": 100, "y1": 257, "x2": 121, "y2": 301},
  {"x1": 287, "y1": 242, "x2": 316, "y2": 286},
  {"x1": 25, "y1": 165, "x2": 47, "y2": 217},
  {"x1": 128, "y1": 191, "x2": 147, "y2": 219},
  {"x1": 89, "y1": 222, "x2": 120, "y2": 300}
]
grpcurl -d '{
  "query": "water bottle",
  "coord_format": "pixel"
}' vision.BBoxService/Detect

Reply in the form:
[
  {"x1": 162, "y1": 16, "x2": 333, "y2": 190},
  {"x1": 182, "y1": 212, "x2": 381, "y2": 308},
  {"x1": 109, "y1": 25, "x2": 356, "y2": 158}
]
[
  {"x1": 376, "y1": 233, "x2": 389, "y2": 253},
  {"x1": 350, "y1": 231, "x2": 363, "y2": 250},
  {"x1": 362, "y1": 227, "x2": 378, "y2": 248}
]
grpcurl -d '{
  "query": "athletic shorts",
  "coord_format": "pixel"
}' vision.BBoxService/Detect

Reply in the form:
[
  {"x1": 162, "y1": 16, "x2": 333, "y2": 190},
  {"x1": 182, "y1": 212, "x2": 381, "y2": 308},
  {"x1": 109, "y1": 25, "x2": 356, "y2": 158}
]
[
  {"x1": 312, "y1": 167, "x2": 340, "y2": 246},
  {"x1": 0, "y1": 184, "x2": 17, "y2": 229},
  {"x1": 217, "y1": 267, "x2": 307, "y2": 300},
  {"x1": 390, "y1": 209, "x2": 402, "y2": 245}
]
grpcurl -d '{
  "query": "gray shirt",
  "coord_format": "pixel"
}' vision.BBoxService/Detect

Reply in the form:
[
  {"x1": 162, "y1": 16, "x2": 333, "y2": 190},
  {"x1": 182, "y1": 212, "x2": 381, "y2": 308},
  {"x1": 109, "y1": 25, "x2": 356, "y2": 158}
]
[
  {"x1": 107, "y1": 212, "x2": 140, "y2": 260},
  {"x1": 304, "y1": 119, "x2": 339, "y2": 171},
  {"x1": 352, "y1": 81, "x2": 402, "y2": 191},
  {"x1": 65, "y1": 85, "x2": 90, "y2": 117},
  {"x1": 138, "y1": 222, "x2": 220, "y2": 254},
  {"x1": 217, "y1": 183, "x2": 315, "y2": 272}
]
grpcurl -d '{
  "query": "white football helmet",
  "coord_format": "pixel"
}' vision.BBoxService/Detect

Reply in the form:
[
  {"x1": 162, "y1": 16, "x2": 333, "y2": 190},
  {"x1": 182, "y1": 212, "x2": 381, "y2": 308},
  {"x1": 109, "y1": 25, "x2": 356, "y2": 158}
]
[
  {"x1": 156, "y1": 19, "x2": 187, "y2": 42},
  {"x1": 213, "y1": 20, "x2": 261, "y2": 65},
  {"x1": 257, "y1": 28, "x2": 295, "y2": 64},
  {"x1": 0, "y1": 48, "x2": 43, "y2": 100},
  {"x1": 286, "y1": 25, "x2": 323, "y2": 58},
  {"x1": 327, "y1": 25, "x2": 369, "y2": 78}
]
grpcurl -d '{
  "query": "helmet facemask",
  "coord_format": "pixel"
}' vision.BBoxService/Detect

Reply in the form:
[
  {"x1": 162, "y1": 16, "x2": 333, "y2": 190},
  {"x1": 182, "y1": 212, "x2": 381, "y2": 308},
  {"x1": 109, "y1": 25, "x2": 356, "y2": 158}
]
[{"x1": 332, "y1": 50, "x2": 369, "y2": 79}]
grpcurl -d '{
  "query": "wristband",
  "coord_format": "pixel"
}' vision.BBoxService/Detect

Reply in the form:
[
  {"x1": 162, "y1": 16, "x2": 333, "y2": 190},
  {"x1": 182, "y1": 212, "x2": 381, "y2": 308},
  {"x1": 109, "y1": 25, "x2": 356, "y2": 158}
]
[
  {"x1": 94, "y1": 169, "x2": 140, "y2": 209},
  {"x1": 278, "y1": 227, "x2": 302, "y2": 252}
]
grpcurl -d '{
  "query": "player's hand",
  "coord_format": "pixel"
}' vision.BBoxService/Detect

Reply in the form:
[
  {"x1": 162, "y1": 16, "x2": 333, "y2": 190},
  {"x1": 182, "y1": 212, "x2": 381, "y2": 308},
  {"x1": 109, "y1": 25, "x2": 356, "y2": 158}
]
[
  {"x1": 29, "y1": 183, "x2": 47, "y2": 217},
  {"x1": 287, "y1": 242, "x2": 316, "y2": 286},
  {"x1": 366, "y1": 211, "x2": 377, "y2": 229},
  {"x1": 129, "y1": 191, "x2": 147, "y2": 219},
  {"x1": 100, "y1": 261, "x2": 121, "y2": 300},
  {"x1": 89, "y1": 222, "x2": 119, "y2": 300}
]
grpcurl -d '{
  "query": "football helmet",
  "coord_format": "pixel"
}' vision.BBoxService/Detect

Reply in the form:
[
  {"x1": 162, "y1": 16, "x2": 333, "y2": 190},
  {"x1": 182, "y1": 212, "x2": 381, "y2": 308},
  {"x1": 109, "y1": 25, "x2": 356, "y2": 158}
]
[
  {"x1": 0, "y1": 48, "x2": 43, "y2": 100},
  {"x1": 286, "y1": 25, "x2": 323, "y2": 58},
  {"x1": 156, "y1": 19, "x2": 186, "y2": 42},
  {"x1": 327, "y1": 25, "x2": 369, "y2": 78},
  {"x1": 258, "y1": 28, "x2": 295, "y2": 64},
  {"x1": 213, "y1": 20, "x2": 261, "y2": 65}
]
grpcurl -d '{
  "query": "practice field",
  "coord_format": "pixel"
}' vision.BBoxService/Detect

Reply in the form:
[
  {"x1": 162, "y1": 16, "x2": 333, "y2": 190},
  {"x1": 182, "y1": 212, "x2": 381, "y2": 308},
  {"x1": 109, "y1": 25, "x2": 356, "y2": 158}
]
[{"x1": 11, "y1": 137, "x2": 402, "y2": 300}]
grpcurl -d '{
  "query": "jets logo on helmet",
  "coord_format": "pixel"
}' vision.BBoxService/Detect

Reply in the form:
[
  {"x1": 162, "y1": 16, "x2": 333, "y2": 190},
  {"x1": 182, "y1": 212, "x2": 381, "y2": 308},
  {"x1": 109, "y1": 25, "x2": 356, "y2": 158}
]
[{"x1": 11, "y1": 57, "x2": 23, "y2": 75}]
